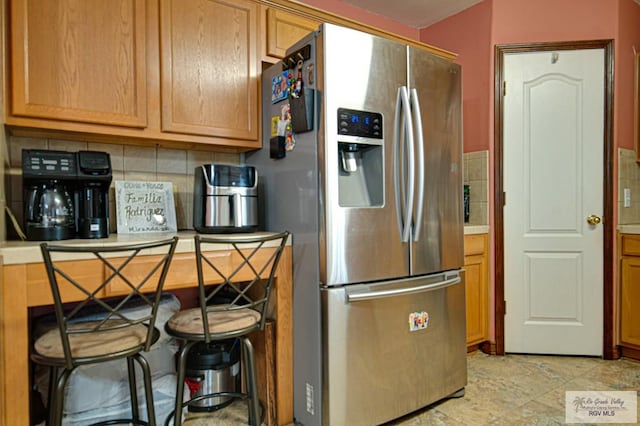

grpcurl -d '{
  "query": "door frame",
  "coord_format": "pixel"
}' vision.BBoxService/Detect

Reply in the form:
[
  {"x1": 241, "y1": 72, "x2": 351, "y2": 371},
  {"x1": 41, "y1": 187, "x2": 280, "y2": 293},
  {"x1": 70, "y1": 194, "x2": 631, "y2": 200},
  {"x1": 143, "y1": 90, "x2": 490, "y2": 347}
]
[{"x1": 493, "y1": 40, "x2": 616, "y2": 359}]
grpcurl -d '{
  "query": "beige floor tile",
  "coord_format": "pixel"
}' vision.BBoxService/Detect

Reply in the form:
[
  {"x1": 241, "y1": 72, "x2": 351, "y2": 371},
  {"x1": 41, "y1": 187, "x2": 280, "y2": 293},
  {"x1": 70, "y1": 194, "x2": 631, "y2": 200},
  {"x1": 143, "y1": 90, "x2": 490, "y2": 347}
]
[{"x1": 180, "y1": 353, "x2": 640, "y2": 425}]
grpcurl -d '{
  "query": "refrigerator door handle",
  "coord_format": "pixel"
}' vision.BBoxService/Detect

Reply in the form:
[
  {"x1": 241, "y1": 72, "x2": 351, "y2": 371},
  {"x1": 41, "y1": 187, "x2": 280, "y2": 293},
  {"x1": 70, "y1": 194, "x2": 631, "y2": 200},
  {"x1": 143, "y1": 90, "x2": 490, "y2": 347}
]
[
  {"x1": 394, "y1": 87, "x2": 404, "y2": 239},
  {"x1": 410, "y1": 88, "x2": 425, "y2": 241},
  {"x1": 394, "y1": 86, "x2": 414, "y2": 243},
  {"x1": 345, "y1": 271, "x2": 461, "y2": 302}
]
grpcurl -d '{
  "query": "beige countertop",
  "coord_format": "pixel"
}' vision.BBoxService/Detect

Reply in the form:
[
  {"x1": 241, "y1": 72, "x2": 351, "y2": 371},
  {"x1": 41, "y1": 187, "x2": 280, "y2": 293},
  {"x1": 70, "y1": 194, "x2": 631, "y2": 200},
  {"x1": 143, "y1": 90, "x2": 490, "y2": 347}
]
[
  {"x1": 0, "y1": 231, "x2": 287, "y2": 265},
  {"x1": 618, "y1": 224, "x2": 640, "y2": 234},
  {"x1": 1, "y1": 227, "x2": 487, "y2": 265},
  {"x1": 464, "y1": 225, "x2": 490, "y2": 235}
]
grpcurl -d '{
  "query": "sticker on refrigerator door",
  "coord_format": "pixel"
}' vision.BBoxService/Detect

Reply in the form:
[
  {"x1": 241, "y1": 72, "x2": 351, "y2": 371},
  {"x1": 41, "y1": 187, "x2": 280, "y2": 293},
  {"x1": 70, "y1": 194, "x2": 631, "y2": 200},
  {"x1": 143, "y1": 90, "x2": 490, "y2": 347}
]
[
  {"x1": 270, "y1": 116, "x2": 279, "y2": 137},
  {"x1": 271, "y1": 70, "x2": 291, "y2": 104},
  {"x1": 409, "y1": 311, "x2": 429, "y2": 331}
]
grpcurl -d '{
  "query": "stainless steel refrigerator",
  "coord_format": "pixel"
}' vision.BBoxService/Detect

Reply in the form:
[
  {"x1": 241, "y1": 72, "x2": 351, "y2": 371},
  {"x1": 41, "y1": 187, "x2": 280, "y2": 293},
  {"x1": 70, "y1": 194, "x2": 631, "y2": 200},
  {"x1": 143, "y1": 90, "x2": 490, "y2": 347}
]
[{"x1": 247, "y1": 23, "x2": 466, "y2": 426}]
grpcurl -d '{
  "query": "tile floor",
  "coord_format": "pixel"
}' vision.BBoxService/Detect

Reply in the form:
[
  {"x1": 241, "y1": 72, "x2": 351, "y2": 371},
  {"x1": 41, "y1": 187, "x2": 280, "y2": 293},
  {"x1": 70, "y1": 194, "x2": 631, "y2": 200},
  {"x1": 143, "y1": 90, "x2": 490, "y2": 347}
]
[{"x1": 184, "y1": 352, "x2": 640, "y2": 425}]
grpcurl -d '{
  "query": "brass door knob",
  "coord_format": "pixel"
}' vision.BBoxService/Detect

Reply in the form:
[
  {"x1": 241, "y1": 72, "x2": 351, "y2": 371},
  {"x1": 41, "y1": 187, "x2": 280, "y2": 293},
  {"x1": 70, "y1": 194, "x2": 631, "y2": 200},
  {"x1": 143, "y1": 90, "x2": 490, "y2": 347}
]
[{"x1": 586, "y1": 214, "x2": 602, "y2": 225}]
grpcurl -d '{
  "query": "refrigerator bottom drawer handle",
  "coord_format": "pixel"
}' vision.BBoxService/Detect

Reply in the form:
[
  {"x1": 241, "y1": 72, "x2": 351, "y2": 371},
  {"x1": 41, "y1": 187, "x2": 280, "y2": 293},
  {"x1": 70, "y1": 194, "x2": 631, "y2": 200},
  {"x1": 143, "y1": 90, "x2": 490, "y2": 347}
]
[{"x1": 345, "y1": 276, "x2": 461, "y2": 303}]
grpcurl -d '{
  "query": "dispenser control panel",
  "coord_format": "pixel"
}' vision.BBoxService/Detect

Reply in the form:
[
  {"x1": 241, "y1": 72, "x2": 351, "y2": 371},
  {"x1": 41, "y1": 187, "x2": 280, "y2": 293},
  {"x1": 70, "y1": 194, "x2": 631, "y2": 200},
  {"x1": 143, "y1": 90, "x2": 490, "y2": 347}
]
[{"x1": 337, "y1": 108, "x2": 382, "y2": 139}]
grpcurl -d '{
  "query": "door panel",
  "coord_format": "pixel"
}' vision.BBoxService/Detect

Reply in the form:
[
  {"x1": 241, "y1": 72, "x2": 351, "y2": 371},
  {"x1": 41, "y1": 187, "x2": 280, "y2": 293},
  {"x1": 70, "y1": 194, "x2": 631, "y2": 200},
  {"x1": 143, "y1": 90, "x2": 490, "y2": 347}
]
[
  {"x1": 504, "y1": 49, "x2": 604, "y2": 355},
  {"x1": 320, "y1": 24, "x2": 407, "y2": 285},
  {"x1": 321, "y1": 273, "x2": 466, "y2": 425},
  {"x1": 160, "y1": 0, "x2": 259, "y2": 140},
  {"x1": 409, "y1": 48, "x2": 463, "y2": 275},
  {"x1": 10, "y1": 0, "x2": 147, "y2": 127}
]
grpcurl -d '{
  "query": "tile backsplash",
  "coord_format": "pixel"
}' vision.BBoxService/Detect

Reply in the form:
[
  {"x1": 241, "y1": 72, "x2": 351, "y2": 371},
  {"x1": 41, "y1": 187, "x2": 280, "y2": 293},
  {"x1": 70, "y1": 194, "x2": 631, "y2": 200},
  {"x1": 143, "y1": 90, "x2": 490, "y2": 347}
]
[
  {"x1": 463, "y1": 150, "x2": 489, "y2": 225},
  {"x1": 618, "y1": 148, "x2": 640, "y2": 224},
  {"x1": 5, "y1": 136, "x2": 240, "y2": 238}
]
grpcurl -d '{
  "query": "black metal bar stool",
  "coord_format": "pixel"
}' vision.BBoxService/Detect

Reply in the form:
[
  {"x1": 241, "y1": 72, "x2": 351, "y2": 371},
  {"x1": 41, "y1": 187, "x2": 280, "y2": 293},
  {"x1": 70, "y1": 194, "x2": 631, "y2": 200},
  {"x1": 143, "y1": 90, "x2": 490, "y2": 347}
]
[
  {"x1": 164, "y1": 231, "x2": 289, "y2": 426},
  {"x1": 33, "y1": 237, "x2": 179, "y2": 426}
]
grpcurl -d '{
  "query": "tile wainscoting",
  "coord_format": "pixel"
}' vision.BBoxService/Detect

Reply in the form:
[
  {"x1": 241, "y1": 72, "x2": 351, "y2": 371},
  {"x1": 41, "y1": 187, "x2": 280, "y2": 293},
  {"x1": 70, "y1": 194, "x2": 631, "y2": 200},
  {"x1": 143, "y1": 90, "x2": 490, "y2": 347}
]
[
  {"x1": 618, "y1": 148, "x2": 640, "y2": 225},
  {"x1": 464, "y1": 150, "x2": 489, "y2": 226}
]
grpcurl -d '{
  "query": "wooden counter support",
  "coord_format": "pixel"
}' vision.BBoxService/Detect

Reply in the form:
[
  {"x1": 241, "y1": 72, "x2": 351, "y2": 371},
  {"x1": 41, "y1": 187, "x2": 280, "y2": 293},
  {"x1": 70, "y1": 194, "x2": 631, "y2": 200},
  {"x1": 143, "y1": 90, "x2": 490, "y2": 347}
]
[{"x1": 0, "y1": 241, "x2": 294, "y2": 425}]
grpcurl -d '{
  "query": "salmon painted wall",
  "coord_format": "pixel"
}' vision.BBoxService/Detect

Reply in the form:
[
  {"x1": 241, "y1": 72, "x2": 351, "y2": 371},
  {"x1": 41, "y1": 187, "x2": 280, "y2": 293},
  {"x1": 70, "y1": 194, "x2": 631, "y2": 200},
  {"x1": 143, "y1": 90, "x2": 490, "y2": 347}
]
[
  {"x1": 492, "y1": 0, "x2": 616, "y2": 43},
  {"x1": 617, "y1": 0, "x2": 640, "y2": 151},
  {"x1": 297, "y1": 0, "x2": 419, "y2": 40},
  {"x1": 418, "y1": 1, "x2": 492, "y2": 154}
]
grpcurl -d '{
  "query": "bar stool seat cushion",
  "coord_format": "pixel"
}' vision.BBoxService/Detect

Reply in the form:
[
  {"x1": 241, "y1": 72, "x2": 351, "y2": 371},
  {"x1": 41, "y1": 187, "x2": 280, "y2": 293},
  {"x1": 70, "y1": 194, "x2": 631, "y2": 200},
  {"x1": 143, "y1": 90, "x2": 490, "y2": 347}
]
[
  {"x1": 34, "y1": 320, "x2": 149, "y2": 359},
  {"x1": 167, "y1": 305, "x2": 261, "y2": 335}
]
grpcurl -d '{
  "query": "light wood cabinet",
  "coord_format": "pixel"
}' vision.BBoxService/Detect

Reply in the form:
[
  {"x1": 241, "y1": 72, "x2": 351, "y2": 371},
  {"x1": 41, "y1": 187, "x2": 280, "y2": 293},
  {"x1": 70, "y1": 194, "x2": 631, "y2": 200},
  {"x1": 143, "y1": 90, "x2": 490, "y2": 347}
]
[
  {"x1": 9, "y1": 0, "x2": 148, "y2": 128},
  {"x1": 262, "y1": 7, "x2": 319, "y2": 62},
  {"x1": 6, "y1": 0, "x2": 261, "y2": 150},
  {"x1": 160, "y1": 0, "x2": 259, "y2": 140},
  {"x1": 464, "y1": 233, "x2": 489, "y2": 348},
  {"x1": 619, "y1": 234, "x2": 640, "y2": 352},
  {"x1": 106, "y1": 247, "x2": 280, "y2": 295}
]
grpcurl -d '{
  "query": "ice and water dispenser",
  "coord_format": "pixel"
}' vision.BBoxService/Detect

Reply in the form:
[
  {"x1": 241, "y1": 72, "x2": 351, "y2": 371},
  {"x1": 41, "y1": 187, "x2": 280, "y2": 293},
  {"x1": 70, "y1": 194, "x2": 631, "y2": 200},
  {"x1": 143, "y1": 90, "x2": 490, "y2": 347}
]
[{"x1": 337, "y1": 108, "x2": 383, "y2": 207}]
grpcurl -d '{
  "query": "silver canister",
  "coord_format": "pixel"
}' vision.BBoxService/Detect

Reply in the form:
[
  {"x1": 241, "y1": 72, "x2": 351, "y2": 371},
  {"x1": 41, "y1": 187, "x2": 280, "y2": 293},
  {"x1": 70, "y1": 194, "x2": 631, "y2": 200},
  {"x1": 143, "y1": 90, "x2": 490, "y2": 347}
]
[{"x1": 185, "y1": 340, "x2": 241, "y2": 412}]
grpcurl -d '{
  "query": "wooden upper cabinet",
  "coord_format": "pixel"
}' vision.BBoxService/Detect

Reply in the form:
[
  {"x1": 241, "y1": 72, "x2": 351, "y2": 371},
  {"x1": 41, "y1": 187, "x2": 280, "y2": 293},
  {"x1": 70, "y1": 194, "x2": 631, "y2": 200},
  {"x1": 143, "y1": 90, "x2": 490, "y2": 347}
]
[
  {"x1": 160, "y1": 0, "x2": 259, "y2": 141},
  {"x1": 10, "y1": 0, "x2": 147, "y2": 128},
  {"x1": 263, "y1": 7, "x2": 319, "y2": 61}
]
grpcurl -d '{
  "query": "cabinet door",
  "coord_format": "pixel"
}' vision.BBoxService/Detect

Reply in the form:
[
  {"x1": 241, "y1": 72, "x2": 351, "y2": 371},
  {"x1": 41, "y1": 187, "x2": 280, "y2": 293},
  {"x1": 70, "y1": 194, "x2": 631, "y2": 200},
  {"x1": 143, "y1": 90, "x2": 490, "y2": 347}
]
[
  {"x1": 26, "y1": 260, "x2": 106, "y2": 307},
  {"x1": 160, "y1": 0, "x2": 259, "y2": 141},
  {"x1": 621, "y1": 256, "x2": 640, "y2": 347},
  {"x1": 10, "y1": 0, "x2": 147, "y2": 127},
  {"x1": 464, "y1": 234, "x2": 488, "y2": 347},
  {"x1": 264, "y1": 8, "x2": 319, "y2": 60}
]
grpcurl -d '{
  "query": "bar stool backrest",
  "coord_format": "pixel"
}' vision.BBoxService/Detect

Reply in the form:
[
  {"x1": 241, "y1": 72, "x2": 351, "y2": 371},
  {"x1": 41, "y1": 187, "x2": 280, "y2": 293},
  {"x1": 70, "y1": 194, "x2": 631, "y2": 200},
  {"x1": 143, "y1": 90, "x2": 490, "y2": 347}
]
[
  {"x1": 194, "y1": 231, "x2": 290, "y2": 342},
  {"x1": 39, "y1": 237, "x2": 179, "y2": 370}
]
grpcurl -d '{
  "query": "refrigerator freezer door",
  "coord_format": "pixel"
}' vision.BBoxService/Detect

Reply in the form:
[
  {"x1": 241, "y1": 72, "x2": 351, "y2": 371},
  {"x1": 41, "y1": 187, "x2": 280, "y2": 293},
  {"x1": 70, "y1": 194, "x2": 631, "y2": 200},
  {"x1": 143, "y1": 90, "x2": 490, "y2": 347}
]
[
  {"x1": 408, "y1": 47, "x2": 464, "y2": 275},
  {"x1": 319, "y1": 24, "x2": 409, "y2": 286},
  {"x1": 322, "y1": 270, "x2": 467, "y2": 425}
]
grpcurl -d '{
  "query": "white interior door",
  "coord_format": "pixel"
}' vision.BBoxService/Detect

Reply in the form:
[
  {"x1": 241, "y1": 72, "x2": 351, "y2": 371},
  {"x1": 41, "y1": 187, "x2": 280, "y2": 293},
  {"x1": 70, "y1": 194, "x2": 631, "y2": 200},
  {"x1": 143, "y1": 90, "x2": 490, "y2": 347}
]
[{"x1": 504, "y1": 49, "x2": 604, "y2": 355}]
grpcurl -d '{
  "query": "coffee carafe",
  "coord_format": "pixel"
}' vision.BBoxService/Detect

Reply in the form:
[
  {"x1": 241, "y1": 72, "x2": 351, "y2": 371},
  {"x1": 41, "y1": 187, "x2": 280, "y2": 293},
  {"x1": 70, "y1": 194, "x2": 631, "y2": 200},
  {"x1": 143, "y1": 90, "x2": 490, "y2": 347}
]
[
  {"x1": 23, "y1": 150, "x2": 78, "y2": 241},
  {"x1": 24, "y1": 181, "x2": 76, "y2": 240}
]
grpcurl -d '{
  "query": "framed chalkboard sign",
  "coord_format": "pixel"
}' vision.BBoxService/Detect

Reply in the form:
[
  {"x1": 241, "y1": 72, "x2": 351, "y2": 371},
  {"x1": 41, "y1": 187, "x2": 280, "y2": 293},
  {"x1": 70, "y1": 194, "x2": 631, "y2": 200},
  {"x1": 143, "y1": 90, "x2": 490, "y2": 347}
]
[{"x1": 115, "y1": 181, "x2": 177, "y2": 234}]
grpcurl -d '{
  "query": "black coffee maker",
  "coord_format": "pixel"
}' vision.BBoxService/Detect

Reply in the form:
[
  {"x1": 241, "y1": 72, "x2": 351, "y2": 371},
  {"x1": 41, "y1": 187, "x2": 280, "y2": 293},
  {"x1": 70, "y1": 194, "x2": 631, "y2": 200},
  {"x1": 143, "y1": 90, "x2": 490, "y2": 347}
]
[
  {"x1": 23, "y1": 150, "x2": 77, "y2": 241},
  {"x1": 22, "y1": 149, "x2": 112, "y2": 241},
  {"x1": 76, "y1": 151, "x2": 112, "y2": 239}
]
